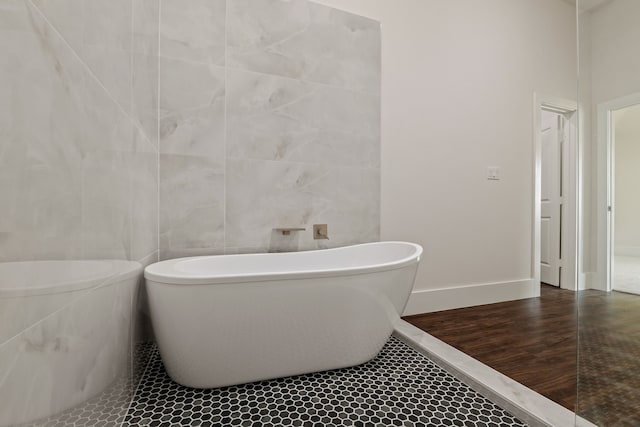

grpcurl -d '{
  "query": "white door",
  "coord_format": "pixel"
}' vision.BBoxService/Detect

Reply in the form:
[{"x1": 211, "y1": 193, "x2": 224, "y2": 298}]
[{"x1": 540, "y1": 110, "x2": 563, "y2": 287}]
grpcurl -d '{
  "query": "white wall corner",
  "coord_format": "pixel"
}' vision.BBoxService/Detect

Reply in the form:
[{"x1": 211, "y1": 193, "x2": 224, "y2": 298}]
[
  {"x1": 582, "y1": 271, "x2": 601, "y2": 291},
  {"x1": 403, "y1": 279, "x2": 537, "y2": 316}
]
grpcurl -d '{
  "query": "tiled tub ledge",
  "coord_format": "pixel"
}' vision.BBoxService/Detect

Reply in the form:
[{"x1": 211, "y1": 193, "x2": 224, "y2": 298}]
[
  {"x1": 393, "y1": 320, "x2": 597, "y2": 427},
  {"x1": 20, "y1": 343, "x2": 155, "y2": 427}
]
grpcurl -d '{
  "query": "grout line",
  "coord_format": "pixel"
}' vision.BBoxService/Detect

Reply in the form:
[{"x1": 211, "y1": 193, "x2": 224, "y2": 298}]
[
  {"x1": 224, "y1": 154, "x2": 381, "y2": 171},
  {"x1": 224, "y1": 64, "x2": 381, "y2": 98},
  {"x1": 223, "y1": 0, "x2": 228, "y2": 254},
  {"x1": 130, "y1": 0, "x2": 135, "y2": 130},
  {"x1": 157, "y1": 52, "x2": 225, "y2": 67},
  {"x1": 128, "y1": 0, "x2": 135, "y2": 265},
  {"x1": 157, "y1": 98, "x2": 224, "y2": 121},
  {"x1": 156, "y1": 0, "x2": 162, "y2": 264}
]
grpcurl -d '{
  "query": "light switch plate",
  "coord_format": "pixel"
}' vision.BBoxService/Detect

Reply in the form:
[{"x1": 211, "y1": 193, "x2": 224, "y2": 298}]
[{"x1": 487, "y1": 167, "x2": 500, "y2": 180}]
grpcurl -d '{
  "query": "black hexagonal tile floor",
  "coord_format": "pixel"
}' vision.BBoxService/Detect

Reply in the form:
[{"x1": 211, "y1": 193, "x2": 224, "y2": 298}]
[{"x1": 122, "y1": 337, "x2": 527, "y2": 427}]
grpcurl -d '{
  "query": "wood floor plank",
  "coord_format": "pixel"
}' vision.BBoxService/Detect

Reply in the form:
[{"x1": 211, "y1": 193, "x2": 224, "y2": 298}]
[{"x1": 403, "y1": 285, "x2": 640, "y2": 426}]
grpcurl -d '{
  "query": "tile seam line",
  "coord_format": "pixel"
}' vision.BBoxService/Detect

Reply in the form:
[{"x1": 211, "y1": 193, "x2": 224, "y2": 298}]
[
  {"x1": 128, "y1": 0, "x2": 135, "y2": 267},
  {"x1": 225, "y1": 155, "x2": 381, "y2": 171},
  {"x1": 157, "y1": 44, "x2": 381, "y2": 99},
  {"x1": 223, "y1": 0, "x2": 228, "y2": 254},
  {"x1": 153, "y1": 52, "x2": 381, "y2": 99},
  {"x1": 224, "y1": 64, "x2": 381, "y2": 97},
  {"x1": 157, "y1": 0, "x2": 162, "y2": 264}
]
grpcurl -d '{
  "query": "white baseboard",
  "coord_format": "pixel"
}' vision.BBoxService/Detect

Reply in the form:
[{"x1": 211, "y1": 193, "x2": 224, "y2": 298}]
[
  {"x1": 580, "y1": 272, "x2": 593, "y2": 290},
  {"x1": 578, "y1": 272, "x2": 587, "y2": 290},
  {"x1": 403, "y1": 278, "x2": 537, "y2": 316}
]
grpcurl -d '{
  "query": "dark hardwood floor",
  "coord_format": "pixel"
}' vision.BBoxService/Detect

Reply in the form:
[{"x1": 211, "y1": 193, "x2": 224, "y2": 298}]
[
  {"x1": 577, "y1": 289, "x2": 640, "y2": 426},
  {"x1": 404, "y1": 285, "x2": 640, "y2": 427}
]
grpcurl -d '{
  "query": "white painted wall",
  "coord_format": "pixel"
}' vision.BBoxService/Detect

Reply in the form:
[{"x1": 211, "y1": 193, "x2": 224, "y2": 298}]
[
  {"x1": 312, "y1": 0, "x2": 577, "y2": 313},
  {"x1": 614, "y1": 105, "x2": 640, "y2": 255},
  {"x1": 580, "y1": 0, "x2": 640, "y2": 287},
  {"x1": 578, "y1": 10, "x2": 595, "y2": 280},
  {"x1": 588, "y1": 0, "x2": 640, "y2": 104}
]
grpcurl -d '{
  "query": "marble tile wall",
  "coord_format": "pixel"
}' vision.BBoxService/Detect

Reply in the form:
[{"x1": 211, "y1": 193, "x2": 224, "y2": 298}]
[
  {"x1": 0, "y1": 0, "x2": 159, "y2": 263},
  {"x1": 159, "y1": 0, "x2": 226, "y2": 259},
  {"x1": 0, "y1": 0, "x2": 158, "y2": 424},
  {"x1": 0, "y1": 0, "x2": 378, "y2": 422},
  {"x1": 159, "y1": 0, "x2": 381, "y2": 258}
]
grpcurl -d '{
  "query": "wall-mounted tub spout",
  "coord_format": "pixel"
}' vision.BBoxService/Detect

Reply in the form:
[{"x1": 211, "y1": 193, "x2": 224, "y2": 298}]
[{"x1": 273, "y1": 227, "x2": 306, "y2": 236}]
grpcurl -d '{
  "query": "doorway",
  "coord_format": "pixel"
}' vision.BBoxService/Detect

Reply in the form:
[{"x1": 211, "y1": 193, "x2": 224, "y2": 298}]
[
  {"x1": 533, "y1": 94, "x2": 578, "y2": 292},
  {"x1": 597, "y1": 94, "x2": 640, "y2": 293},
  {"x1": 540, "y1": 110, "x2": 564, "y2": 287}
]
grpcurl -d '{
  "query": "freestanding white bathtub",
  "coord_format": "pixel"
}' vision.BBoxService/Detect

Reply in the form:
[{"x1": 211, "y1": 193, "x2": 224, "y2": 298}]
[
  {"x1": 144, "y1": 241, "x2": 422, "y2": 389},
  {"x1": 0, "y1": 260, "x2": 141, "y2": 427}
]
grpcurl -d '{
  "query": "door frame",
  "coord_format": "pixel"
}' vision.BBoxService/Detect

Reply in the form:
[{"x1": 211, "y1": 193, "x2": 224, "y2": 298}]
[
  {"x1": 595, "y1": 91, "x2": 640, "y2": 292},
  {"x1": 533, "y1": 93, "x2": 579, "y2": 292}
]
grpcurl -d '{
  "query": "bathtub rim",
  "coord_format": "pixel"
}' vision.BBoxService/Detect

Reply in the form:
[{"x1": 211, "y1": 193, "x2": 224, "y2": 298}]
[{"x1": 145, "y1": 241, "x2": 422, "y2": 285}]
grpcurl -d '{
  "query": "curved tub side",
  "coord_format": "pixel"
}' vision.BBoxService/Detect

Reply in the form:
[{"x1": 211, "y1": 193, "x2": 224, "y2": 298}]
[
  {"x1": 147, "y1": 261, "x2": 419, "y2": 389},
  {"x1": 0, "y1": 261, "x2": 142, "y2": 427}
]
